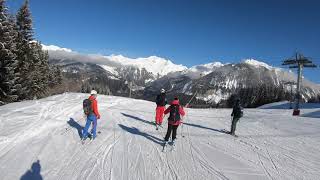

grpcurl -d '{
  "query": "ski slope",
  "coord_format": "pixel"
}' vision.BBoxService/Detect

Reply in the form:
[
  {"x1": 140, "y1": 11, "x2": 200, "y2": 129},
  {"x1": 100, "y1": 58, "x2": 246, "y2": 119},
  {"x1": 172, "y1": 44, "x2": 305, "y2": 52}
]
[{"x1": 0, "y1": 93, "x2": 320, "y2": 180}]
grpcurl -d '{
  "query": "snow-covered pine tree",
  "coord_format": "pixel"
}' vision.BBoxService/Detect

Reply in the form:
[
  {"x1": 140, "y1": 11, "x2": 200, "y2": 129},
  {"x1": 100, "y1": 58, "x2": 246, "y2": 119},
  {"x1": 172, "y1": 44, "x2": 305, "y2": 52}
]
[
  {"x1": 15, "y1": 0, "x2": 34, "y2": 99},
  {"x1": 55, "y1": 65, "x2": 62, "y2": 84},
  {"x1": 48, "y1": 63, "x2": 62, "y2": 88},
  {"x1": 8, "y1": 14, "x2": 23, "y2": 97},
  {"x1": 0, "y1": 0, "x2": 20, "y2": 104},
  {"x1": 16, "y1": 0, "x2": 33, "y2": 42},
  {"x1": 28, "y1": 41, "x2": 50, "y2": 98},
  {"x1": 16, "y1": 0, "x2": 50, "y2": 99},
  {"x1": 48, "y1": 65, "x2": 57, "y2": 87},
  {"x1": 27, "y1": 41, "x2": 46, "y2": 98},
  {"x1": 38, "y1": 46, "x2": 50, "y2": 93}
]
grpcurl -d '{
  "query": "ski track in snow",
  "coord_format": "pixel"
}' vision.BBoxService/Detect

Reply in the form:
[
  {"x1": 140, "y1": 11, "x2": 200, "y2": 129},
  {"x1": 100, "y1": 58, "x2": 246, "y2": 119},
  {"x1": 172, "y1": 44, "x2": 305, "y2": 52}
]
[{"x1": 1, "y1": 93, "x2": 320, "y2": 180}]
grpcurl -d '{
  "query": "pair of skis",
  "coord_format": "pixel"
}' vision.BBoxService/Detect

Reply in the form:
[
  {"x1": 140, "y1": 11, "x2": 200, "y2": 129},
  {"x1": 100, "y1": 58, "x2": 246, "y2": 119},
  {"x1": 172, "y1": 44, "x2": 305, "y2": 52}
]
[
  {"x1": 221, "y1": 129, "x2": 238, "y2": 137},
  {"x1": 81, "y1": 138, "x2": 94, "y2": 145},
  {"x1": 81, "y1": 131, "x2": 101, "y2": 145},
  {"x1": 162, "y1": 141, "x2": 176, "y2": 152}
]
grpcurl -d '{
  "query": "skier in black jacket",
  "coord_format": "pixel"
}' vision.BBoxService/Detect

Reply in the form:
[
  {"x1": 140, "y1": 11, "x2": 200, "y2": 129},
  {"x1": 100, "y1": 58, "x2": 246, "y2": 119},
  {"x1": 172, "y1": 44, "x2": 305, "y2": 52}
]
[{"x1": 230, "y1": 98, "x2": 243, "y2": 136}]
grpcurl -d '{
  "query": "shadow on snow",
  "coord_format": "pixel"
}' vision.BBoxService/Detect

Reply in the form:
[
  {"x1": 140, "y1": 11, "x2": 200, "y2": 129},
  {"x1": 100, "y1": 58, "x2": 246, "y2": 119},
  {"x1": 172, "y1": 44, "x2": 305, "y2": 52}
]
[
  {"x1": 68, "y1": 118, "x2": 83, "y2": 139},
  {"x1": 121, "y1": 113, "x2": 155, "y2": 126},
  {"x1": 183, "y1": 122, "x2": 230, "y2": 134},
  {"x1": 121, "y1": 112, "x2": 231, "y2": 135},
  {"x1": 20, "y1": 160, "x2": 43, "y2": 180},
  {"x1": 301, "y1": 110, "x2": 320, "y2": 119},
  {"x1": 118, "y1": 124, "x2": 163, "y2": 145}
]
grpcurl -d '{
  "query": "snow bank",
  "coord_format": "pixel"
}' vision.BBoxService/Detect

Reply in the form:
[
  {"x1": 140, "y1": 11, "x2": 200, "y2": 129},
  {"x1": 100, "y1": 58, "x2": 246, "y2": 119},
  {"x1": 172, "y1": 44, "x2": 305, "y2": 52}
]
[{"x1": 259, "y1": 101, "x2": 320, "y2": 109}]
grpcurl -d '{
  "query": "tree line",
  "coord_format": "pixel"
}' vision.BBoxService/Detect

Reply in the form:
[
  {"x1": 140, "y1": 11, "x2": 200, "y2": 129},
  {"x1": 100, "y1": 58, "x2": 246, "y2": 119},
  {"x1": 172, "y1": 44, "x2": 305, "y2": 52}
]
[
  {"x1": 226, "y1": 84, "x2": 292, "y2": 108},
  {"x1": 0, "y1": 0, "x2": 62, "y2": 105}
]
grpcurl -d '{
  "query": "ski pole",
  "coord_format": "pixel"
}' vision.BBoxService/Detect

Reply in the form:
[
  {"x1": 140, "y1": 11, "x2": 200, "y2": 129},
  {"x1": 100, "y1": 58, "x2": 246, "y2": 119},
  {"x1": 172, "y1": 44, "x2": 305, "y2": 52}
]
[
  {"x1": 181, "y1": 120, "x2": 184, "y2": 138},
  {"x1": 181, "y1": 109, "x2": 186, "y2": 138},
  {"x1": 186, "y1": 90, "x2": 198, "y2": 108},
  {"x1": 230, "y1": 115, "x2": 233, "y2": 134}
]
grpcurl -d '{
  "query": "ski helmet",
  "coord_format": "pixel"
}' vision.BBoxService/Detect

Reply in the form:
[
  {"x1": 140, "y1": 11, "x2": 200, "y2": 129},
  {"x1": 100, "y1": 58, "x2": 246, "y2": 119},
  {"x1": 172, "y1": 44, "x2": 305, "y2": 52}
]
[{"x1": 91, "y1": 90, "x2": 97, "y2": 95}]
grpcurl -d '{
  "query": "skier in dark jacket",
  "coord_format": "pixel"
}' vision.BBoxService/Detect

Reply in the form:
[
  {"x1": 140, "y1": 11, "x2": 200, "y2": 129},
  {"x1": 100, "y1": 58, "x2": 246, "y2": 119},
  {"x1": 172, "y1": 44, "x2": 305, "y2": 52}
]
[
  {"x1": 163, "y1": 97, "x2": 185, "y2": 145},
  {"x1": 230, "y1": 98, "x2": 243, "y2": 136},
  {"x1": 155, "y1": 89, "x2": 167, "y2": 127}
]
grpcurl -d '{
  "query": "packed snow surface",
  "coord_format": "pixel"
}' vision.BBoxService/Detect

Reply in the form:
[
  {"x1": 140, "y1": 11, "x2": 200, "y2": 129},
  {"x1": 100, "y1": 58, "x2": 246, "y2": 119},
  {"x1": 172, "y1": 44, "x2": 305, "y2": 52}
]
[{"x1": 1, "y1": 93, "x2": 320, "y2": 180}]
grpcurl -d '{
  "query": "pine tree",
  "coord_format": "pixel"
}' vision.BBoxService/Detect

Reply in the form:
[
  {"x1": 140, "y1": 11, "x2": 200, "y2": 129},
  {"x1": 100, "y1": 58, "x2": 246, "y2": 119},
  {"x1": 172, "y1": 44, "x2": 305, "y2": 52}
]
[
  {"x1": 27, "y1": 41, "x2": 49, "y2": 98},
  {"x1": 55, "y1": 66, "x2": 62, "y2": 84},
  {"x1": 15, "y1": 0, "x2": 34, "y2": 99},
  {"x1": 16, "y1": 0, "x2": 50, "y2": 99},
  {"x1": 16, "y1": 0, "x2": 33, "y2": 41},
  {"x1": 39, "y1": 45, "x2": 50, "y2": 93},
  {"x1": 31, "y1": 42, "x2": 50, "y2": 98},
  {"x1": 49, "y1": 64, "x2": 62, "y2": 87},
  {"x1": 0, "y1": 0, "x2": 19, "y2": 104}
]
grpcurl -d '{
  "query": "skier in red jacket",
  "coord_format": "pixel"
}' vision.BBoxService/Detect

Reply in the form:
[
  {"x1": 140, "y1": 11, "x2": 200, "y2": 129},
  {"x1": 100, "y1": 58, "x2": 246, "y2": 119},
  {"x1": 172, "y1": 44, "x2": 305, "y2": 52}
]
[
  {"x1": 82, "y1": 90, "x2": 101, "y2": 141},
  {"x1": 155, "y1": 89, "x2": 167, "y2": 128},
  {"x1": 163, "y1": 97, "x2": 185, "y2": 145}
]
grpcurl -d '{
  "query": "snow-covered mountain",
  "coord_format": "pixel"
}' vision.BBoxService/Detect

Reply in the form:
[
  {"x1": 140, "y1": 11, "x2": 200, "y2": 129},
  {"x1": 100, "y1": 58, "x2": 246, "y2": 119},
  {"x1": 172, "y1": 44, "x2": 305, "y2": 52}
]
[
  {"x1": 182, "y1": 61, "x2": 226, "y2": 79},
  {"x1": 43, "y1": 44, "x2": 320, "y2": 107},
  {"x1": 145, "y1": 60, "x2": 320, "y2": 107},
  {"x1": 43, "y1": 44, "x2": 187, "y2": 85},
  {"x1": 49, "y1": 60, "x2": 132, "y2": 96},
  {"x1": 242, "y1": 59, "x2": 274, "y2": 70},
  {"x1": 105, "y1": 54, "x2": 187, "y2": 77},
  {"x1": 1, "y1": 93, "x2": 320, "y2": 180}
]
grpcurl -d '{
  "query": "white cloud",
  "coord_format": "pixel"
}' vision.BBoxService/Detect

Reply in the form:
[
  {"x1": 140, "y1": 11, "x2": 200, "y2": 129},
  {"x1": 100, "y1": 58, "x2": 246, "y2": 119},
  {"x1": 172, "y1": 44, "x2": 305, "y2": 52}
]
[
  {"x1": 42, "y1": 44, "x2": 73, "y2": 52},
  {"x1": 42, "y1": 44, "x2": 122, "y2": 67}
]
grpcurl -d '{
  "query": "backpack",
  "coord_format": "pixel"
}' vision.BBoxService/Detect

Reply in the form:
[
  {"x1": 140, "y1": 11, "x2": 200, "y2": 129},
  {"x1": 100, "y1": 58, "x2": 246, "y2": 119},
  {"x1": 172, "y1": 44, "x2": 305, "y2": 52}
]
[
  {"x1": 83, "y1": 99, "x2": 93, "y2": 115},
  {"x1": 239, "y1": 106, "x2": 244, "y2": 118},
  {"x1": 240, "y1": 109, "x2": 243, "y2": 118},
  {"x1": 156, "y1": 94, "x2": 167, "y2": 106},
  {"x1": 233, "y1": 105, "x2": 243, "y2": 118},
  {"x1": 168, "y1": 104, "x2": 181, "y2": 122}
]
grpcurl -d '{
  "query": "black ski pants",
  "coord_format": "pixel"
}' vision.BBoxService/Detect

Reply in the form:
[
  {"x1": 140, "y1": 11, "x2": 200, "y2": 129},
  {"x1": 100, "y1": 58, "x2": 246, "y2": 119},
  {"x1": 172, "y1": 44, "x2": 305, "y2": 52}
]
[
  {"x1": 231, "y1": 116, "x2": 240, "y2": 135},
  {"x1": 165, "y1": 124, "x2": 179, "y2": 141}
]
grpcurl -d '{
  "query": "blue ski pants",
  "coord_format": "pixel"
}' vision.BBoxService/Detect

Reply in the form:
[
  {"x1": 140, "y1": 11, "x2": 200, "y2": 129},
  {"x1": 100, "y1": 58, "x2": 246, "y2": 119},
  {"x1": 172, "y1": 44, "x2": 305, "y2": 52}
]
[{"x1": 82, "y1": 114, "x2": 97, "y2": 139}]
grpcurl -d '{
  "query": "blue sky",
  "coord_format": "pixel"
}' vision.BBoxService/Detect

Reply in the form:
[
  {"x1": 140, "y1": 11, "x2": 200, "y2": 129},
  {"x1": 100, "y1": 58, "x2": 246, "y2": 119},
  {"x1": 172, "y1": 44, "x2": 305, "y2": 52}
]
[{"x1": 7, "y1": 0, "x2": 320, "y2": 83}]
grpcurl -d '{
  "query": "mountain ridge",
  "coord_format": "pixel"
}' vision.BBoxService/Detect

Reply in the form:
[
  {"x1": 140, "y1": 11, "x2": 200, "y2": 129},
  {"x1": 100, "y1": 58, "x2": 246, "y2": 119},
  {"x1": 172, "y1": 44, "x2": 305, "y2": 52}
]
[{"x1": 44, "y1": 44, "x2": 320, "y2": 107}]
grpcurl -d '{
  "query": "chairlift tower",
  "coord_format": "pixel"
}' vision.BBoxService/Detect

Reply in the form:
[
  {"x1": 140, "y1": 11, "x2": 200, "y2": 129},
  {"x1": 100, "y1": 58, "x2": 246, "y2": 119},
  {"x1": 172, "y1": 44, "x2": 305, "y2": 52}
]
[
  {"x1": 283, "y1": 81, "x2": 296, "y2": 109},
  {"x1": 129, "y1": 81, "x2": 132, "y2": 98},
  {"x1": 282, "y1": 53, "x2": 317, "y2": 115}
]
